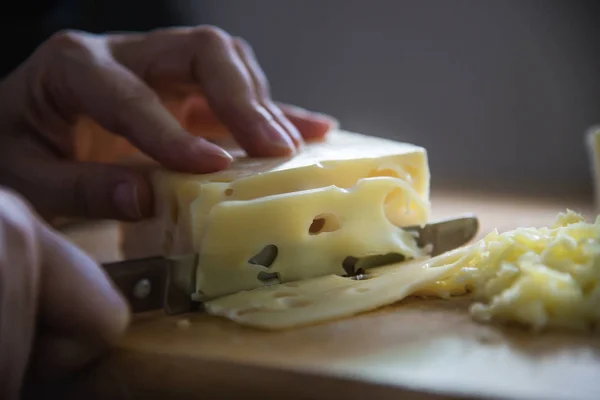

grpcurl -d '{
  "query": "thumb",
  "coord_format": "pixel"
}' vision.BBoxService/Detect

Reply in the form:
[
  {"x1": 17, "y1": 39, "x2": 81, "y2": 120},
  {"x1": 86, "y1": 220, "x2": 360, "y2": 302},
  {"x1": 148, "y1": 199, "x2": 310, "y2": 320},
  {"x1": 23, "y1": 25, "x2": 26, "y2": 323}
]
[{"x1": 13, "y1": 160, "x2": 153, "y2": 221}]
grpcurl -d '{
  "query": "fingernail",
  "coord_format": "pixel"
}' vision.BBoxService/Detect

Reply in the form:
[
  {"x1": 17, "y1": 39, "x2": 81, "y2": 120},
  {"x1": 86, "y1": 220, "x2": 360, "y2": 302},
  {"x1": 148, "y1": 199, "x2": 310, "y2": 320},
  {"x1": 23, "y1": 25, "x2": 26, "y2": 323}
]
[
  {"x1": 202, "y1": 141, "x2": 233, "y2": 161},
  {"x1": 113, "y1": 182, "x2": 142, "y2": 220},
  {"x1": 323, "y1": 115, "x2": 340, "y2": 130},
  {"x1": 258, "y1": 120, "x2": 295, "y2": 152}
]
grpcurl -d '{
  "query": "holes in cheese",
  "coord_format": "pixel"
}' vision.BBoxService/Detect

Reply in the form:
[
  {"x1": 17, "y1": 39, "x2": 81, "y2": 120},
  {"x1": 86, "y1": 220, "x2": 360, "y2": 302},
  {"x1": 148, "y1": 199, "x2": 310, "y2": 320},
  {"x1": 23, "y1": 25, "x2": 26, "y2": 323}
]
[
  {"x1": 205, "y1": 257, "x2": 455, "y2": 330},
  {"x1": 308, "y1": 213, "x2": 341, "y2": 235},
  {"x1": 194, "y1": 178, "x2": 428, "y2": 300},
  {"x1": 248, "y1": 244, "x2": 279, "y2": 268},
  {"x1": 384, "y1": 187, "x2": 419, "y2": 225},
  {"x1": 257, "y1": 271, "x2": 281, "y2": 284},
  {"x1": 224, "y1": 188, "x2": 234, "y2": 196}
]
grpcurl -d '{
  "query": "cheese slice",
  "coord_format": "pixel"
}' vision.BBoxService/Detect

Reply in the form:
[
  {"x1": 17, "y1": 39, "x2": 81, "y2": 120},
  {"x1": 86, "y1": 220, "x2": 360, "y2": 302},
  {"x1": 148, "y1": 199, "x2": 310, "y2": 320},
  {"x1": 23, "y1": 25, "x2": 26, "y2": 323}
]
[
  {"x1": 205, "y1": 257, "x2": 455, "y2": 330},
  {"x1": 120, "y1": 130, "x2": 431, "y2": 300}
]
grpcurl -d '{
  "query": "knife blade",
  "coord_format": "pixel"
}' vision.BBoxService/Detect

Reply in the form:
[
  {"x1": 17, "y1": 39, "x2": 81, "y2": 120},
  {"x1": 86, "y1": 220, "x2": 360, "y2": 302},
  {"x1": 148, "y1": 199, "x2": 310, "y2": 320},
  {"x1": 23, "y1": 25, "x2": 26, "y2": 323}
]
[
  {"x1": 101, "y1": 214, "x2": 479, "y2": 315},
  {"x1": 405, "y1": 213, "x2": 480, "y2": 257}
]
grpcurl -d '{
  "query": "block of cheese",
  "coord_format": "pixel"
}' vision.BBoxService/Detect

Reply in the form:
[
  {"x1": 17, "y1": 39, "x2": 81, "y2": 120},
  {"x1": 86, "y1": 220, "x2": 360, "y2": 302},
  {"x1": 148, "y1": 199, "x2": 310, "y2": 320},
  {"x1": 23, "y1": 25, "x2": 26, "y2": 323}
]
[
  {"x1": 120, "y1": 130, "x2": 431, "y2": 300},
  {"x1": 205, "y1": 257, "x2": 455, "y2": 330}
]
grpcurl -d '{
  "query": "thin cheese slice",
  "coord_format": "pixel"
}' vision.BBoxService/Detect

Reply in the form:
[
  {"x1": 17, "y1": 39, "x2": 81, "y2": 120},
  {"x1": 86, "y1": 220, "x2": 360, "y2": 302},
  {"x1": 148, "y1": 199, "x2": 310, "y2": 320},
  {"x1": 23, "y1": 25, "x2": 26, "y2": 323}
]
[
  {"x1": 205, "y1": 257, "x2": 455, "y2": 330},
  {"x1": 120, "y1": 130, "x2": 432, "y2": 300}
]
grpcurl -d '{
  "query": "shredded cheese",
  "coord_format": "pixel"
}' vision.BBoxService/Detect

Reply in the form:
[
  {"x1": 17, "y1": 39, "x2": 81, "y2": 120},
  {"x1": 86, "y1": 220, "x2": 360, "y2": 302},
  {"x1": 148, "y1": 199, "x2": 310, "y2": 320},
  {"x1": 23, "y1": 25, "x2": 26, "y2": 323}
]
[{"x1": 417, "y1": 210, "x2": 600, "y2": 332}]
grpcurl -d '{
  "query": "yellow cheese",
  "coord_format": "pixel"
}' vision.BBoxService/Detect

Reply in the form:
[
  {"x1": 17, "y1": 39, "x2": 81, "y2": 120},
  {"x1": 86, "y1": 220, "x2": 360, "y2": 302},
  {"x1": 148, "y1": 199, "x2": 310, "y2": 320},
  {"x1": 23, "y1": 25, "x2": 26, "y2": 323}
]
[
  {"x1": 585, "y1": 126, "x2": 600, "y2": 211},
  {"x1": 120, "y1": 130, "x2": 431, "y2": 300},
  {"x1": 205, "y1": 210, "x2": 600, "y2": 331},
  {"x1": 205, "y1": 257, "x2": 455, "y2": 330},
  {"x1": 416, "y1": 210, "x2": 600, "y2": 332},
  {"x1": 196, "y1": 177, "x2": 427, "y2": 299}
]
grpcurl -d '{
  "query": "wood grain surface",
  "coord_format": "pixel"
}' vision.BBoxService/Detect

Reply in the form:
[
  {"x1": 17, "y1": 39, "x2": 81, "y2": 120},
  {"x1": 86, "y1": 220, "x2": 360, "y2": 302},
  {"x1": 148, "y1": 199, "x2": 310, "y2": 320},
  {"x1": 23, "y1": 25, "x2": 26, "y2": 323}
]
[{"x1": 36, "y1": 189, "x2": 600, "y2": 400}]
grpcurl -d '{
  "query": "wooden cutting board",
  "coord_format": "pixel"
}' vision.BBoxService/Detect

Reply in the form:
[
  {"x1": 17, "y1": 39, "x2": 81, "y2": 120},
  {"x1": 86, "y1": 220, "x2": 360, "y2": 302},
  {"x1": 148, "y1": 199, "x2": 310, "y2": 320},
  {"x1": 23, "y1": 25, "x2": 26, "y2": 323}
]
[{"x1": 47, "y1": 190, "x2": 600, "y2": 400}]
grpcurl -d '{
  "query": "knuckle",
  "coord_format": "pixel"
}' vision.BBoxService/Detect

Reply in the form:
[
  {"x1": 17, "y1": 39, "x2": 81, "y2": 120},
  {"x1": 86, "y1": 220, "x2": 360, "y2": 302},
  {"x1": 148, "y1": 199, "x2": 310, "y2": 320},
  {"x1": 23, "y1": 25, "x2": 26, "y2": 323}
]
[
  {"x1": 46, "y1": 29, "x2": 89, "y2": 52},
  {"x1": 42, "y1": 29, "x2": 97, "y2": 78},
  {"x1": 191, "y1": 25, "x2": 231, "y2": 47}
]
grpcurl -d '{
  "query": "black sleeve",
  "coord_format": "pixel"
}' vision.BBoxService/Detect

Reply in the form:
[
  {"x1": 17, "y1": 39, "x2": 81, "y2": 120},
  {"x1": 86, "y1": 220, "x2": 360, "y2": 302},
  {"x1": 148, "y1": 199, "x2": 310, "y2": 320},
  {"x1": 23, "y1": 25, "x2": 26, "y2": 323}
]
[{"x1": 0, "y1": 0, "x2": 179, "y2": 78}]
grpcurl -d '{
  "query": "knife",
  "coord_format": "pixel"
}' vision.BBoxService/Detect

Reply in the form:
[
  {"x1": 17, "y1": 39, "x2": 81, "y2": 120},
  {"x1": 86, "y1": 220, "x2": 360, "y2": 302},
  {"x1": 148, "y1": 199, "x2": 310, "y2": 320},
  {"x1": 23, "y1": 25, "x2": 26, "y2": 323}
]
[{"x1": 101, "y1": 214, "x2": 479, "y2": 315}]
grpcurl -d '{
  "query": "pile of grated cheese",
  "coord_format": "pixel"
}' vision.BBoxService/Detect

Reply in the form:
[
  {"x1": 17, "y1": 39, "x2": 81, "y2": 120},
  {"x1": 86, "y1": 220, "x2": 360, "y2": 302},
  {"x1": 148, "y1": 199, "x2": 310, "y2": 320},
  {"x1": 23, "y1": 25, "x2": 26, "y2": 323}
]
[{"x1": 416, "y1": 210, "x2": 600, "y2": 332}]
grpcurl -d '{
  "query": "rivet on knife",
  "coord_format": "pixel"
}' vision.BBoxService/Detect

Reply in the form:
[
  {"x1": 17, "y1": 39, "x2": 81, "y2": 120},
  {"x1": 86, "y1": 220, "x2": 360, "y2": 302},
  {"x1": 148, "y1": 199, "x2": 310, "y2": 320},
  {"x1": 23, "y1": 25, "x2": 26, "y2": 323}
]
[{"x1": 133, "y1": 278, "x2": 152, "y2": 299}]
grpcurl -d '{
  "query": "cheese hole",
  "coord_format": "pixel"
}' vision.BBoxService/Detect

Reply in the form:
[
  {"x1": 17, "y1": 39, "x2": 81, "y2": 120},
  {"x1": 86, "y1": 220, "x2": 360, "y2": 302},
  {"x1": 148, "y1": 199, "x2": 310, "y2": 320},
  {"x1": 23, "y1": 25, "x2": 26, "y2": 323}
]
[
  {"x1": 248, "y1": 244, "x2": 278, "y2": 268},
  {"x1": 257, "y1": 271, "x2": 280, "y2": 283},
  {"x1": 309, "y1": 213, "x2": 340, "y2": 235},
  {"x1": 224, "y1": 188, "x2": 234, "y2": 196},
  {"x1": 281, "y1": 298, "x2": 312, "y2": 308},
  {"x1": 383, "y1": 188, "x2": 411, "y2": 225},
  {"x1": 342, "y1": 256, "x2": 358, "y2": 276}
]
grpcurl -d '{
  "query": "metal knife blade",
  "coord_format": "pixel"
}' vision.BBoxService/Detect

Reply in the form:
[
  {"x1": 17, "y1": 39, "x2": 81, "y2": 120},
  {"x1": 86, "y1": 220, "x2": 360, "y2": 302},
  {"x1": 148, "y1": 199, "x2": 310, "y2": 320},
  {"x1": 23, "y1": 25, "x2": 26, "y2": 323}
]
[
  {"x1": 405, "y1": 213, "x2": 479, "y2": 257},
  {"x1": 101, "y1": 214, "x2": 479, "y2": 315}
]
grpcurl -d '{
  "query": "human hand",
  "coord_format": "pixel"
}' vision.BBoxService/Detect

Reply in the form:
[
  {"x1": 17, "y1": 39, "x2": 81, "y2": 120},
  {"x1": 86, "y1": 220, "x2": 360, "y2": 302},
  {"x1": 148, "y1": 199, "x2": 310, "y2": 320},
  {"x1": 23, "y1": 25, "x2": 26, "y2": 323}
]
[
  {"x1": 0, "y1": 187, "x2": 128, "y2": 400},
  {"x1": 0, "y1": 26, "x2": 338, "y2": 223}
]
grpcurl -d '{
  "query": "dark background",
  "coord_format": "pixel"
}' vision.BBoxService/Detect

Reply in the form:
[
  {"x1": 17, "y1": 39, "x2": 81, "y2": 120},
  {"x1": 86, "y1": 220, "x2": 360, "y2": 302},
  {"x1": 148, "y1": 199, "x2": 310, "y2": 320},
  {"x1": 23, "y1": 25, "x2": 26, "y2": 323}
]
[{"x1": 2, "y1": 0, "x2": 599, "y2": 198}]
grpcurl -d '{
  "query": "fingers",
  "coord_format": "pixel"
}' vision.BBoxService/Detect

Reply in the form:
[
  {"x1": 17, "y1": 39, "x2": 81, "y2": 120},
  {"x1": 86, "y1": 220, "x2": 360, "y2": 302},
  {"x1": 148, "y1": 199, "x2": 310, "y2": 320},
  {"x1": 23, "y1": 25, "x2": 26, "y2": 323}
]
[
  {"x1": 156, "y1": 86, "x2": 339, "y2": 142},
  {"x1": 232, "y1": 37, "x2": 304, "y2": 149},
  {"x1": 0, "y1": 190, "x2": 40, "y2": 400},
  {"x1": 0, "y1": 188, "x2": 130, "y2": 389},
  {"x1": 3, "y1": 147, "x2": 154, "y2": 220},
  {"x1": 279, "y1": 103, "x2": 339, "y2": 140},
  {"x1": 31, "y1": 222, "x2": 129, "y2": 379},
  {"x1": 109, "y1": 26, "x2": 299, "y2": 157},
  {"x1": 38, "y1": 31, "x2": 232, "y2": 174}
]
